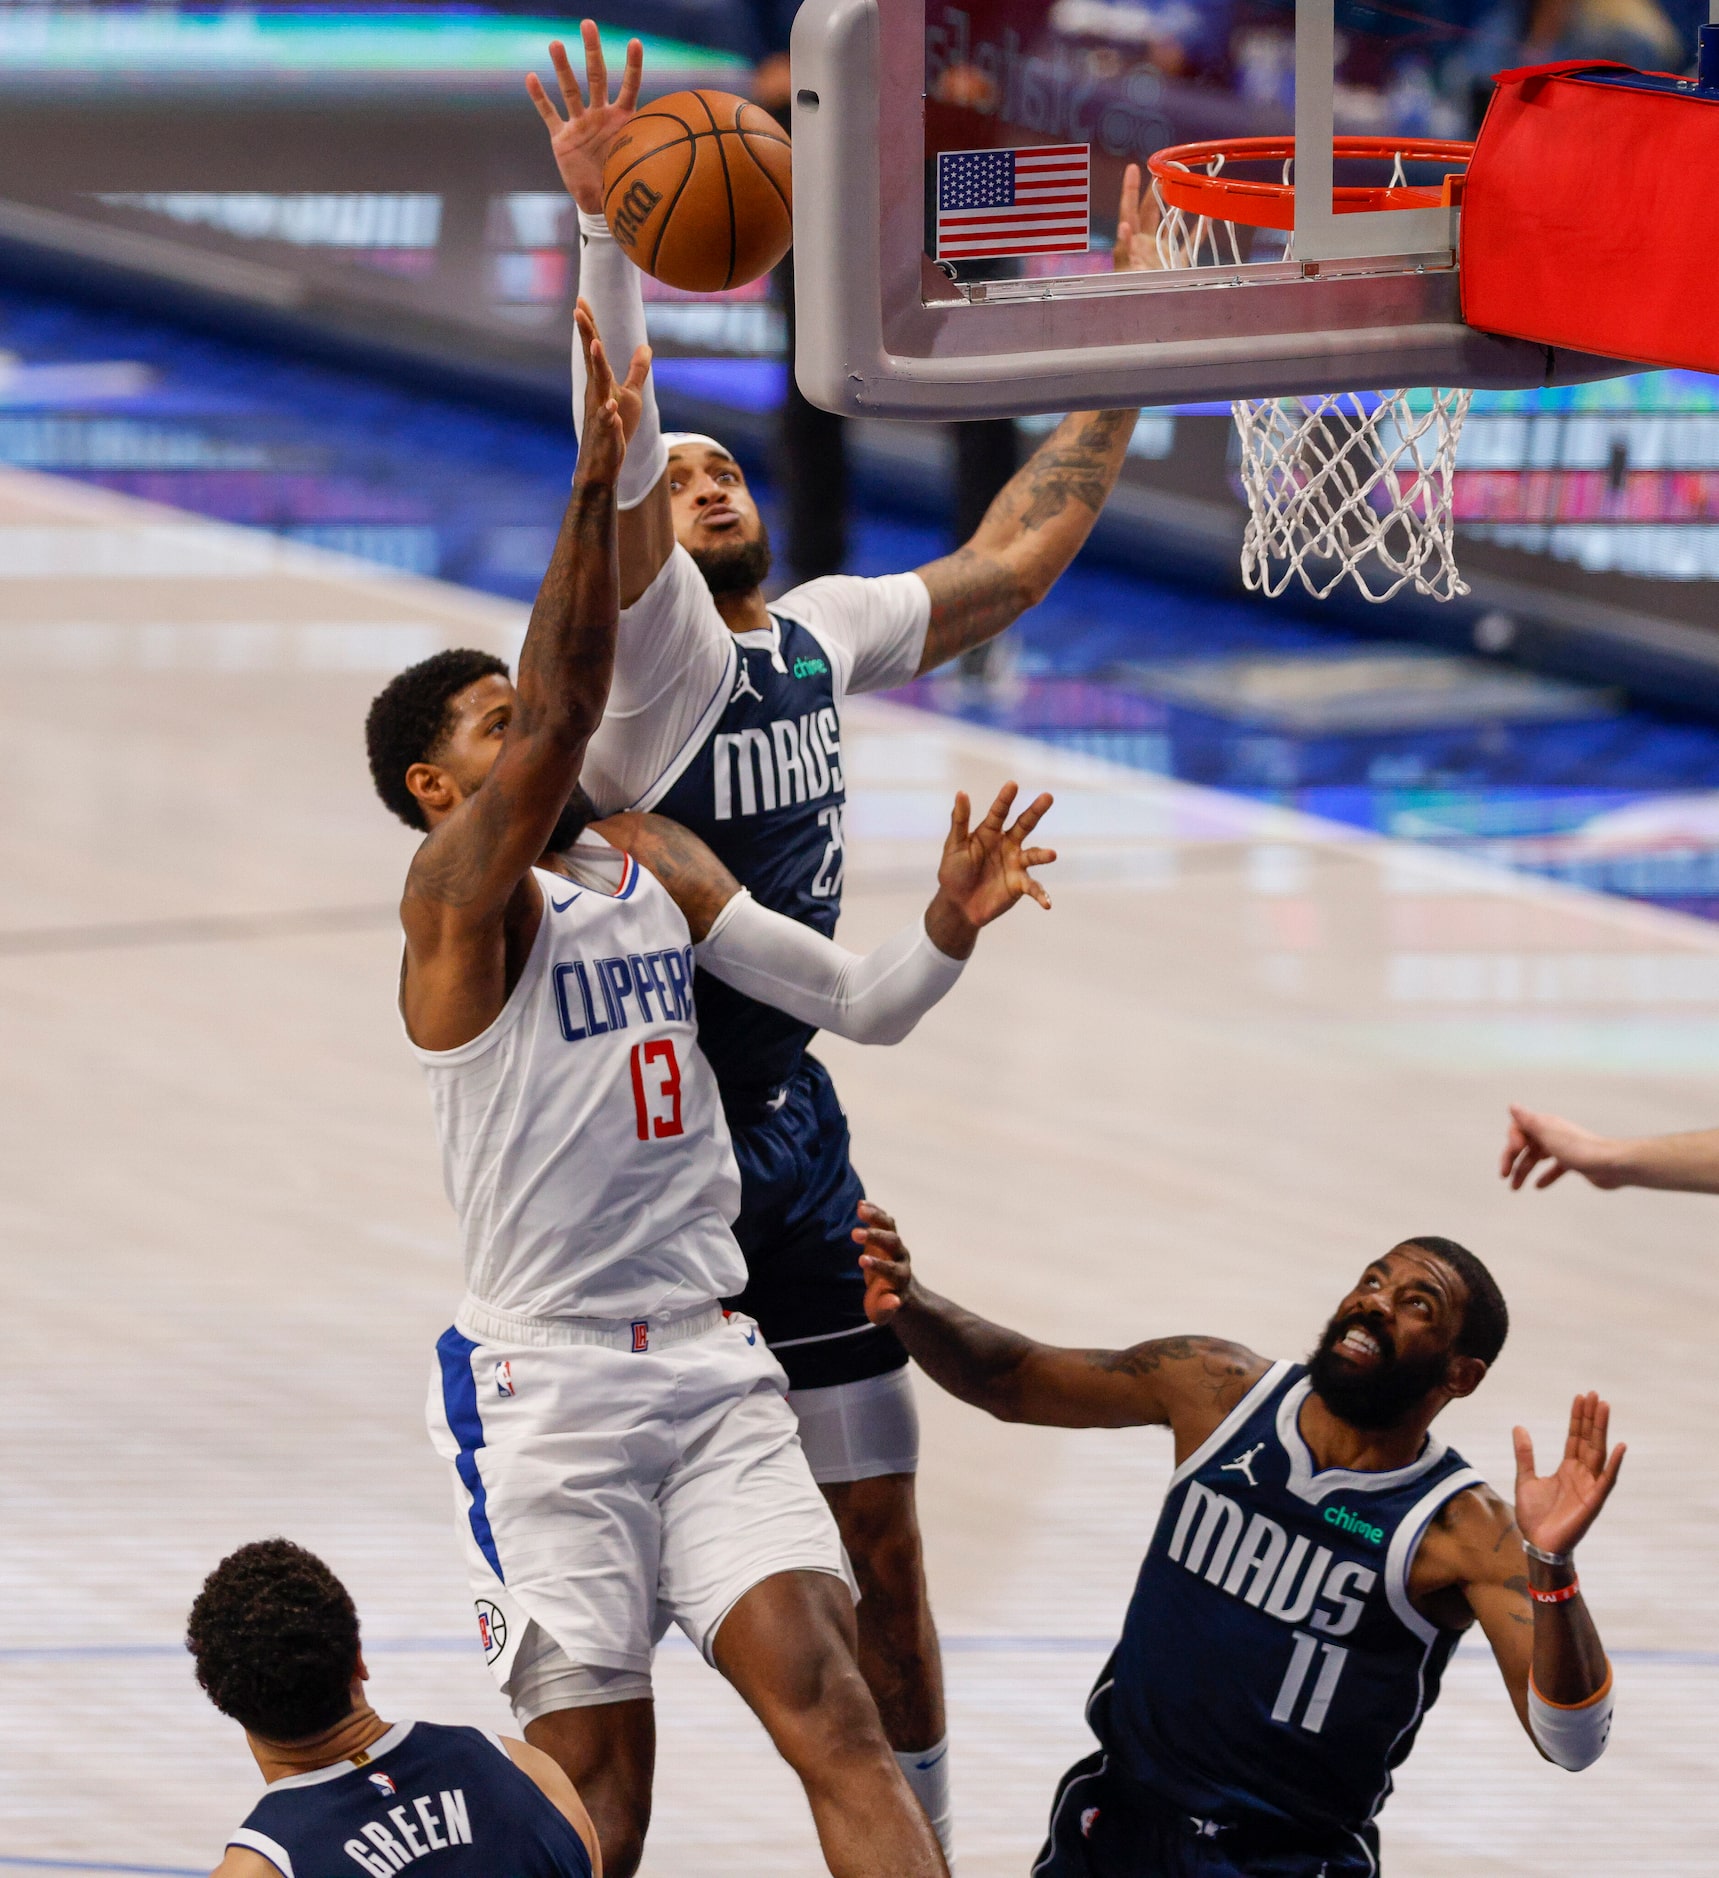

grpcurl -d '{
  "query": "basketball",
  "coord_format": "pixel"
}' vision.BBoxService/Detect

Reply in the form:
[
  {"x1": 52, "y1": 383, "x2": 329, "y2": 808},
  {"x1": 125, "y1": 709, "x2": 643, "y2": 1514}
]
[{"x1": 601, "y1": 89, "x2": 792, "y2": 293}]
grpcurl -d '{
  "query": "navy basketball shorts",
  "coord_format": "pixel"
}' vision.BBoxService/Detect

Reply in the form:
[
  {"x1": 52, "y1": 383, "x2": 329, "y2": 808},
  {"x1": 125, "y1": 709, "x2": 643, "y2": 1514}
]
[
  {"x1": 724, "y1": 1053, "x2": 909, "y2": 1395},
  {"x1": 1035, "y1": 1753, "x2": 1380, "y2": 1878}
]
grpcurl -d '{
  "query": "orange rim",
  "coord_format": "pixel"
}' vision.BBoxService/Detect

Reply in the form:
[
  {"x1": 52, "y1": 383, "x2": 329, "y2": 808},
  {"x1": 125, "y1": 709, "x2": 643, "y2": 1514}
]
[{"x1": 1147, "y1": 135, "x2": 1474, "y2": 232}]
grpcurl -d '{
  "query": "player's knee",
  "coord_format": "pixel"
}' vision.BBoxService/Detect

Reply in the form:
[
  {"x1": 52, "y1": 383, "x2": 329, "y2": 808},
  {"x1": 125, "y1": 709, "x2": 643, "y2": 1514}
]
[
  {"x1": 770, "y1": 1646, "x2": 892, "y2": 1778},
  {"x1": 833, "y1": 1483, "x2": 928, "y2": 1605},
  {"x1": 574, "y1": 1779, "x2": 651, "y2": 1878},
  {"x1": 524, "y1": 1706, "x2": 652, "y2": 1872},
  {"x1": 594, "y1": 1816, "x2": 648, "y2": 1878},
  {"x1": 829, "y1": 1469, "x2": 921, "y2": 1550}
]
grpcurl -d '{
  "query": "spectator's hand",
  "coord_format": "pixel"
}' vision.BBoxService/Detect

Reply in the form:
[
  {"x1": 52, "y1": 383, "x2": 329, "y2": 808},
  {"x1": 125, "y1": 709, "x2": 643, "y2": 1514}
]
[
  {"x1": 1114, "y1": 161, "x2": 1164, "y2": 273},
  {"x1": 527, "y1": 21, "x2": 643, "y2": 215},
  {"x1": 1500, "y1": 1105, "x2": 1626, "y2": 1190}
]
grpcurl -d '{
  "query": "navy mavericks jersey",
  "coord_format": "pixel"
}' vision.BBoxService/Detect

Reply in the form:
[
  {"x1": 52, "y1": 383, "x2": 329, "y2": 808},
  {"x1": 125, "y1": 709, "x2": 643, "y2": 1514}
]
[
  {"x1": 649, "y1": 614, "x2": 846, "y2": 1109},
  {"x1": 1106, "y1": 1362, "x2": 1481, "y2": 1855},
  {"x1": 230, "y1": 1720, "x2": 592, "y2": 1878}
]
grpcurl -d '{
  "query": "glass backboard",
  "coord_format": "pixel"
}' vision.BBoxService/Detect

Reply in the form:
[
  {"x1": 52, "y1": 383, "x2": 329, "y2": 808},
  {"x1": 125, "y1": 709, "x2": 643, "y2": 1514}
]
[{"x1": 790, "y1": 0, "x2": 1638, "y2": 417}]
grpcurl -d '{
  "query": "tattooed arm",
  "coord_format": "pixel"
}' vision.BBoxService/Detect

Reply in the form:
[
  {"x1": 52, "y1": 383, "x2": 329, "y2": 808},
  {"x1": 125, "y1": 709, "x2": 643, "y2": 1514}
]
[
  {"x1": 855, "y1": 1203, "x2": 1268, "y2": 1444},
  {"x1": 907, "y1": 166, "x2": 1155, "y2": 673},
  {"x1": 912, "y1": 406, "x2": 1137, "y2": 672}
]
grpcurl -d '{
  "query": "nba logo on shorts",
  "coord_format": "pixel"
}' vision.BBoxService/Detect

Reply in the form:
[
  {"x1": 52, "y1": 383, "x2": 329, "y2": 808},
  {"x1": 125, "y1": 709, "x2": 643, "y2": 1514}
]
[
  {"x1": 1080, "y1": 1807, "x2": 1100, "y2": 1838},
  {"x1": 476, "y1": 1598, "x2": 508, "y2": 1665},
  {"x1": 368, "y1": 1773, "x2": 397, "y2": 1797},
  {"x1": 632, "y1": 1321, "x2": 649, "y2": 1352},
  {"x1": 494, "y1": 1360, "x2": 516, "y2": 1397}
]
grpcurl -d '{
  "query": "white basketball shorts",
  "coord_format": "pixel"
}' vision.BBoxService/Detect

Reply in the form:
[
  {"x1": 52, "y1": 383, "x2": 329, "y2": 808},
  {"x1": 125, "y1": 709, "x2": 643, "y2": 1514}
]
[{"x1": 426, "y1": 1300, "x2": 853, "y2": 1713}]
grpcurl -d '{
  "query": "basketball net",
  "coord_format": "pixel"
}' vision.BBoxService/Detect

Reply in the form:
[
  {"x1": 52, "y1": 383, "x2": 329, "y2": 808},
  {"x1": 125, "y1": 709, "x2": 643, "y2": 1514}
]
[{"x1": 1151, "y1": 158, "x2": 1471, "y2": 605}]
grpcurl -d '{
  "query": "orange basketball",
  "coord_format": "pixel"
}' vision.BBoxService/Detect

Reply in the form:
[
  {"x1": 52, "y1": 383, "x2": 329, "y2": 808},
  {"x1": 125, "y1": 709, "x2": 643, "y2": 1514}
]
[{"x1": 601, "y1": 89, "x2": 792, "y2": 293}]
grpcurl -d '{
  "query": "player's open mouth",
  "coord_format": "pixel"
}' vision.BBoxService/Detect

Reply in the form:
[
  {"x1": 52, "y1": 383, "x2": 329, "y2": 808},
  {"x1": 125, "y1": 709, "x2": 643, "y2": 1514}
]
[{"x1": 1336, "y1": 1324, "x2": 1385, "y2": 1365}]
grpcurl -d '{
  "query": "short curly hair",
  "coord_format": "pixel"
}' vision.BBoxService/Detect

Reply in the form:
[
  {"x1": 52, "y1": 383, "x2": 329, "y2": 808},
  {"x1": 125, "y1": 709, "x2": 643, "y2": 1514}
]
[
  {"x1": 186, "y1": 1538, "x2": 361, "y2": 1741},
  {"x1": 365, "y1": 648, "x2": 511, "y2": 831}
]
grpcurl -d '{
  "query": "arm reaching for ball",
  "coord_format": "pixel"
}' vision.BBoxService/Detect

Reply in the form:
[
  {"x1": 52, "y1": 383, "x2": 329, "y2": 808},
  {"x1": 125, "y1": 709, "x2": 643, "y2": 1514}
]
[
  {"x1": 529, "y1": 22, "x2": 675, "y2": 601},
  {"x1": 596, "y1": 782, "x2": 1056, "y2": 1045},
  {"x1": 856, "y1": 1205, "x2": 1267, "y2": 1453},
  {"x1": 909, "y1": 165, "x2": 1154, "y2": 672}
]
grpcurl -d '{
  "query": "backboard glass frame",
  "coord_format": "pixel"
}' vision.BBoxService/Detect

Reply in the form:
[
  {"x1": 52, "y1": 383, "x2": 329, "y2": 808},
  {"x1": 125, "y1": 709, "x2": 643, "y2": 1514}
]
[{"x1": 789, "y1": 0, "x2": 1633, "y2": 419}]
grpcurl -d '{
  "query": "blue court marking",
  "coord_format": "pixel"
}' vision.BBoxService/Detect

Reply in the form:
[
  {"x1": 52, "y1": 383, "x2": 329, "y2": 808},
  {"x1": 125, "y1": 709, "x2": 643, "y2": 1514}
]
[
  {"x1": 0, "y1": 1861, "x2": 203, "y2": 1875},
  {"x1": 4, "y1": 1638, "x2": 1714, "y2": 1665},
  {"x1": 434, "y1": 1327, "x2": 505, "y2": 1583}
]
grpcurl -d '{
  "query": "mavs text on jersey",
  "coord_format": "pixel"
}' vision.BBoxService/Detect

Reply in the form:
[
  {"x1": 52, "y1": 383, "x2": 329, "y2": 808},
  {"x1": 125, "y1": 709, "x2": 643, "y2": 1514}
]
[
  {"x1": 650, "y1": 611, "x2": 850, "y2": 1108},
  {"x1": 601, "y1": 561, "x2": 929, "y2": 1393},
  {"x1": 1041, "y1": 1362, "x2": 1481, "y2": 1877}
]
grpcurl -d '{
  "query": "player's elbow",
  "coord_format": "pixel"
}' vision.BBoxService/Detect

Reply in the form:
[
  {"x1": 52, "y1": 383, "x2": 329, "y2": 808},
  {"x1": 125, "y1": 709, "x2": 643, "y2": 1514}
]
[
  {"x1": 1017, "y1": 563, "x2": 1059, "y2": 611},
  {"x1": 841, "y1": 1008, "x2": 920, "y2": 1047}
]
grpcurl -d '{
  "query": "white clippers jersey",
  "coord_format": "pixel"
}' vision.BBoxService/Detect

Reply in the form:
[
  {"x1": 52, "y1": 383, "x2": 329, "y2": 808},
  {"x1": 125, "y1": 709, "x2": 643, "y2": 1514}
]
[{"x1": 408, "y1": 835, "x2": 746, "y2": 1322}]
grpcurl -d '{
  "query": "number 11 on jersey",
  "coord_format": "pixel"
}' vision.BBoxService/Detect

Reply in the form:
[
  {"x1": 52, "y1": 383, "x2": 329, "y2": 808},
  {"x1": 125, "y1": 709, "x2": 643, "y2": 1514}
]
[
  {"x1": 630, "y1": 1039, "x2": 685, "y2": 1141},
  {"x1": 1272, "y1": 1633, "x2": 1348, "y2": 1734}
]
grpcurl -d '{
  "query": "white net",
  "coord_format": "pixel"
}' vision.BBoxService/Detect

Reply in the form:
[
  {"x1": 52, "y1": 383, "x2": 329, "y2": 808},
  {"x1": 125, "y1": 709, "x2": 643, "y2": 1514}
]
[
  {"x1": 1232, "y1": 389, "x2": 1472, "y2": 603},
  {"x1": 1150, "y1": 160, "x2": 1472, "y2": 604}
]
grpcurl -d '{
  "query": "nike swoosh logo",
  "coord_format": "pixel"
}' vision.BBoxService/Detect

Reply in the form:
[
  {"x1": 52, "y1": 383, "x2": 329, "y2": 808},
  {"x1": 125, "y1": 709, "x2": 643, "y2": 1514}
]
[
  {"x1": 551, "y1": 893, "x2": 578, "y2": 912},
  {"x1": 914, "y1": 1746, "x2": 948, "y2": 1772},
  {"x1": 745, "y1": 1328, "x2": 757, "y2": 1344}
]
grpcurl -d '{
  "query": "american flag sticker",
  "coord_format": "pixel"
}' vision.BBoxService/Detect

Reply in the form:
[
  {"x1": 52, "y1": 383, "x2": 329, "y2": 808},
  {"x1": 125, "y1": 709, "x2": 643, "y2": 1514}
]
[{"x1": 935, "y1": 144, "x2": 1090, "y2": 261}]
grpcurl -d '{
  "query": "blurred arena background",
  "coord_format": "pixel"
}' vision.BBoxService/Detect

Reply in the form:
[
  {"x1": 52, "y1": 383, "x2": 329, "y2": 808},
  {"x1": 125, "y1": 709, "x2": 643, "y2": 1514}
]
[{"x1": 5, "y1": 2, "x2": 1719, "y2": 1873}]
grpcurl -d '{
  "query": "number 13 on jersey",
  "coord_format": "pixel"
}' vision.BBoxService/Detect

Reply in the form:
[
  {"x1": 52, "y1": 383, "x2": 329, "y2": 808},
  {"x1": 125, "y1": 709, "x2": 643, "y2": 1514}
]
[{"x1": 630, "y1": 1039, "x2": 685, "y2": 1140}]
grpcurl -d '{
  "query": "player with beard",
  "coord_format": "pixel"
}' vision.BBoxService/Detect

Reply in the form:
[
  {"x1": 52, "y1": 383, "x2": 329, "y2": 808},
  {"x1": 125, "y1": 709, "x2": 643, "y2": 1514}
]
[
  {"x1": 854, "y1": 1211, "x2": 1623, "y2": 1876},
  {"x1": 525, "y1": 28, "x2": 1157, "y2": 1855}
]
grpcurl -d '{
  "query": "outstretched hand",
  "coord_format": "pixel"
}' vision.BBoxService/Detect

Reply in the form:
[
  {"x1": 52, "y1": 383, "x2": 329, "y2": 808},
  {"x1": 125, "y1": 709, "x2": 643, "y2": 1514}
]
[
  {"x1": 527, "y1": 21, "x2": 643, "y2": 214},
  {"x1": 573, "y1": 300, "x2": 626, "y2": 485},
  {"x1": 1513, "y1": 1392, "x2": 1625, "y2": 1558},
  {"x1": 1114, "y1": 161, "x2": 1164, "y2": 274},
  {"x1": 1500, "y1": 1105, "x2": 1623, "y2": 1191},
  {"x1": 855, "y1": 1202, "x2": 915, "y2": 1326},
  {"x1": 935, "y1": 782, "x2": 1056, "y2": 930}
]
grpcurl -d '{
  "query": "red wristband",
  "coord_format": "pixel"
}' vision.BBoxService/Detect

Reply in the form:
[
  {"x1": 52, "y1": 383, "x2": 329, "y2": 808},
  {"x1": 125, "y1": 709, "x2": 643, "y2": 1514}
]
[{"x1": 1529, "y1": 1577, "x2": 1580, "y2": 1605}]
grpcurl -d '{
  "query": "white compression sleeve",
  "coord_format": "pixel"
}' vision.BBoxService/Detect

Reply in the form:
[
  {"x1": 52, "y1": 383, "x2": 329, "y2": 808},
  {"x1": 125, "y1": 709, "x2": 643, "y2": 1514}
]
[
  {"x1": 573, "y1": 208, "x2": 664, "y2": 508},
  {"x1": 1528, "y1": 1669, "x2": 1614, "y2": 1772},
  {"x1": 695, "y1": 891, "x2": 966, "y2": 1045}
]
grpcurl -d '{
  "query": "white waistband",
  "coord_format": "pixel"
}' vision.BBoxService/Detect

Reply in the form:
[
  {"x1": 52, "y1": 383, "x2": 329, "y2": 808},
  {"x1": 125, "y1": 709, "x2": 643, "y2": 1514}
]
[{"x1": 454, "y1": 1295, "x2": 726, "y2": 1351}]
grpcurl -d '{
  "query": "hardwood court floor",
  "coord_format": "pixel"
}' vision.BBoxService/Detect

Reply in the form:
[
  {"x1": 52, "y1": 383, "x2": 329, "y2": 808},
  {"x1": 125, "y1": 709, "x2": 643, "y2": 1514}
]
[{"x1": 1, "y1": 466, "x2": 1714, "y2": 1876}]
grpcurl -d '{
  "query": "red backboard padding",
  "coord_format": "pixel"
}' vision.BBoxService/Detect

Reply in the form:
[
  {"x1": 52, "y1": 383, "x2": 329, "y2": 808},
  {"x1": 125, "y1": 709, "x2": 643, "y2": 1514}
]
[{"x1": 1461, "y1": 62, "x2": 1719, "y2": 373}]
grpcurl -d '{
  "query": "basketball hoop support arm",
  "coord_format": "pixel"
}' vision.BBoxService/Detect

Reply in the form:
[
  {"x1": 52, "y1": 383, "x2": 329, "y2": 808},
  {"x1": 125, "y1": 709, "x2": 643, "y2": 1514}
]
[{"x1": 1292, "y1": 0, "x2": 1456, "y2": 260}]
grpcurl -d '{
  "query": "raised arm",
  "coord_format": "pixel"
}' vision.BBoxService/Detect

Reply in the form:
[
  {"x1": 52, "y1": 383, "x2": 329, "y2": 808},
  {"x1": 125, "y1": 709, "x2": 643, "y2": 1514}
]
[
  {"x1": 529, "y1": 23, "x2": 674, "y2": 605},
  {"x1": 600, "y1": 782, "x2": 1056, "y2": 1042},
  {"x1": 400, "y1": 305, "x2": 625, "y2": 1050},
  {"x1": 855, "y1": 1204, "x2": 1268, "y2": 1446},
  {"x1": 911, "y1": 166, "x2": 1156, "y2": 673},
  {"x1": 1501, "y1": 1103, "x2": 1719, "y2": 1194},
  {"x1": 1447, "y1": 1394, "x2": 1622, "y2": 1769},
  {"x1": 913, "y1": 408, "x2": 1136, "y2": 671}
]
